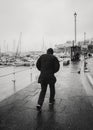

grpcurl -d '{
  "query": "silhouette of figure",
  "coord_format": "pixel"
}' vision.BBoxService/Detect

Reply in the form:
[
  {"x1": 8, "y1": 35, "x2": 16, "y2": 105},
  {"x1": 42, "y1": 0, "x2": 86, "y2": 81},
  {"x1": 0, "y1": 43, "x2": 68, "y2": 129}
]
[{"x1": 36, "y1": 48, "x2": 60, "y2": 111}]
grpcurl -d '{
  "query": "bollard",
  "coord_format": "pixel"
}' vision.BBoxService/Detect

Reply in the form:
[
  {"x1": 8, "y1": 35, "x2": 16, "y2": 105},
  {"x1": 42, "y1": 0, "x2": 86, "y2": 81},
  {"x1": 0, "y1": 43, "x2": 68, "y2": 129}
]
[
  {"x1": 78, "y1": 70, "x2": 80, "y2": 74},
  {"x1": 84, "y1": 60, "x2": 89, "y2": 72},
  {"x1": 84, "y1": 61, "x2": 87, "y2": 70}
]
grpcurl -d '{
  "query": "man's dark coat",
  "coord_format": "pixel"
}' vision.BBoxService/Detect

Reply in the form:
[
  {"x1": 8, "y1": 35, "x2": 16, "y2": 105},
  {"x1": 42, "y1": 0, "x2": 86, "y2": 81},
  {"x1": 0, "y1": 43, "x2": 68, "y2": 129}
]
[{"x1": 36, "y1": 54, "x2": 60, "y2": 84}]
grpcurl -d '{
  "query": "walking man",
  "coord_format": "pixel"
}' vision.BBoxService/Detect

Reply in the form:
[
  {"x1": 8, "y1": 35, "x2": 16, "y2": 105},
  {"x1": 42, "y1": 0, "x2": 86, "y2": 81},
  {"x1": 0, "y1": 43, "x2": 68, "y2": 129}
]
[{"x1": 36, "y1": 48, "x2": 60, "y2": 111}]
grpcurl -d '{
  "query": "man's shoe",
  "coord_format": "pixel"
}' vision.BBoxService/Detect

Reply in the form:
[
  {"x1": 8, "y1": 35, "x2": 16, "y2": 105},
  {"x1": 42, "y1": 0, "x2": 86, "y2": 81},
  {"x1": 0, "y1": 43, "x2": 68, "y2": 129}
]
[
  {"x1": 49, "y1": 99, "x2": 55, "y2": 105},
  {"x1": 36, "y1": 104, "x2": 41, "y2": 111}
]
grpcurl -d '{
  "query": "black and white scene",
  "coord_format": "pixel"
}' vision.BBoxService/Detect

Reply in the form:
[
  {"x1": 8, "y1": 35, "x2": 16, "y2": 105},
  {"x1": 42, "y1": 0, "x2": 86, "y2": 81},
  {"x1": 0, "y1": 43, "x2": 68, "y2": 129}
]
[{"x1": 0, "y1": 0, "x2": 93, "y2": 130}]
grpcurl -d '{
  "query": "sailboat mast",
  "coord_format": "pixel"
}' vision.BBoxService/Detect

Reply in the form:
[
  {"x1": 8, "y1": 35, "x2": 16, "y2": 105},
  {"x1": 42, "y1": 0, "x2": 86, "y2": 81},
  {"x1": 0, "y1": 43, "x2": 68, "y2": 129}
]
[
  {"x1": 16, "y1": 32, "x2": 22, "y2": 57},
  {"x1": 41, "y1": 36, "x2": 46, "y2": 53}
]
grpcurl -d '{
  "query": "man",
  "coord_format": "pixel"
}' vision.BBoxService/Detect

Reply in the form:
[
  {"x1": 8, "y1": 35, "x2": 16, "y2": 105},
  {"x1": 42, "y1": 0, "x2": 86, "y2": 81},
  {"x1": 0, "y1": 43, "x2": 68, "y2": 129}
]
[{"x1": 36, "y1": 48, "x2": 60, "y2": 111}]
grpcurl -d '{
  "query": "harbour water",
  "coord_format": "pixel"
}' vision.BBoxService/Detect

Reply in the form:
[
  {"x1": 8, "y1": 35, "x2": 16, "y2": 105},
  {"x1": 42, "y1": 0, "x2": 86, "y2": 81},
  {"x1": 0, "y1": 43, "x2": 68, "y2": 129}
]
[{"x1": 0, "y1": 65, "x2": 39, "y2": 102}]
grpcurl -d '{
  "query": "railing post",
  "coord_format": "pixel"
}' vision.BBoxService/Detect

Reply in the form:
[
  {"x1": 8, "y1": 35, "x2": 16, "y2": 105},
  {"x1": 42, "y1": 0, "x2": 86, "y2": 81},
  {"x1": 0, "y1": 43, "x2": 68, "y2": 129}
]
[
  {"x1": 30, "y1": 65, "x2": 32, "y2": 82},
  {"x1": 12, "y1": 63, "x2": 16, "y2": 93},
  {"x1": 35, "y1": 75, "x2": 39, "y2": 82}
]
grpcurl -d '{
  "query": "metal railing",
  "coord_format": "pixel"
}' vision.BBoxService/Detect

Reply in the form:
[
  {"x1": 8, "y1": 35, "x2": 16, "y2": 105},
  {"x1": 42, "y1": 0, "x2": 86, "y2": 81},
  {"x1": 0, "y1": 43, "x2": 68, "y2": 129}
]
[{"x1": 0, "y1": 65, "x2": 39, "y2": 101}]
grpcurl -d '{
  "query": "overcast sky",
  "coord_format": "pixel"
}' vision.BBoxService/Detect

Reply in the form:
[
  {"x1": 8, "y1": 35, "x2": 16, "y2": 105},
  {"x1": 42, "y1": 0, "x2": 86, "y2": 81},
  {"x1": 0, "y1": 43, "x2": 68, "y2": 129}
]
[{"x1": 0, "y1": 0, "x2": 93, "y2": 52}]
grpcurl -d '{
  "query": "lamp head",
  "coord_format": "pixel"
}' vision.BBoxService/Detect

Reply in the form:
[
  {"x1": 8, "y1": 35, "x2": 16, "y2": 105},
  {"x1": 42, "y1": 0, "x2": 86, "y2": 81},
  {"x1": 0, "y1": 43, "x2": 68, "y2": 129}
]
[{"x1": 74, "y1": 12, "x2": 77, "y2": 16}]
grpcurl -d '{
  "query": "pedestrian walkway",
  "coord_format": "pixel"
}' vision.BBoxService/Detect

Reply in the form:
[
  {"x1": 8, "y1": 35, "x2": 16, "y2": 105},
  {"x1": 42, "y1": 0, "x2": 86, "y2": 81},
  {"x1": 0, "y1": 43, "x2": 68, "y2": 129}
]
[{"x1": 0, "y1": 61, "x2": 93, "y2": 130}]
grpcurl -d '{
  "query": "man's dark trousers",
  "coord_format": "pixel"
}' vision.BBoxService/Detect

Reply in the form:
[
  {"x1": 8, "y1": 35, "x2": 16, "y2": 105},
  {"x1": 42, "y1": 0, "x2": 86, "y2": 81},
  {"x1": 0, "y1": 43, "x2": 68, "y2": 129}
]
[{"x1": 38, "y1": 82, "x2": 55, "y2": 106}]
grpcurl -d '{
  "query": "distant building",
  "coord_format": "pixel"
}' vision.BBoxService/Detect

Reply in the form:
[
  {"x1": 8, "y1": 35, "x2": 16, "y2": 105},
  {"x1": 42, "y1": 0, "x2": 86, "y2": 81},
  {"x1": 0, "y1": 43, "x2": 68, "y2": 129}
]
[
  {"x1": 54, "y1": 41, "x2": 73, "y2": 55},
  {"x1": 54, "y1": 38, "x2": 93, "y2": 55}
]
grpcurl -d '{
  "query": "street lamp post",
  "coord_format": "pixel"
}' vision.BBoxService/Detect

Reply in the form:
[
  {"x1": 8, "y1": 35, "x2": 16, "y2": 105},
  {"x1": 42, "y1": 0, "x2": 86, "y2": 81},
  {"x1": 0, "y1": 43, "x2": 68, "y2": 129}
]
[{"x1": 74, "y1": 12, "x2": 77, "y2": 45}]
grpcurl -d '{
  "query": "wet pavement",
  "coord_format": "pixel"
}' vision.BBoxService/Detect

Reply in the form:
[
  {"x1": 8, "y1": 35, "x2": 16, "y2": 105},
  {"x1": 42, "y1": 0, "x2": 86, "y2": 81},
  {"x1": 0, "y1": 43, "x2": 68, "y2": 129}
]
[{"x1": 0, "y1": 59, "x2": 93, "y2": 130}]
